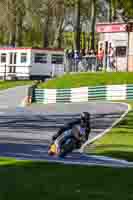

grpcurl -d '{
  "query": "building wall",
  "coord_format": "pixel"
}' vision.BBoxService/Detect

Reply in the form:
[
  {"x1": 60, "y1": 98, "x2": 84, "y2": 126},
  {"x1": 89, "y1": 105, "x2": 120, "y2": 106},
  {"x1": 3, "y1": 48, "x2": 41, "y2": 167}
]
[
  {"x1": 128, "y1": 32, "x2": 133, "y2": 72},
  {"x1": 0, "y1": 48, "x2": 65, "y2": 79},
  {"x1": 0, "y1": 48, "x2": 31, "y2": 79},
  {"x1": 30, "y1": 49, "x2": 64, "y2": 77},
  {"x1": 98, "y1": 32, "x2": 128, "y2": 71}
]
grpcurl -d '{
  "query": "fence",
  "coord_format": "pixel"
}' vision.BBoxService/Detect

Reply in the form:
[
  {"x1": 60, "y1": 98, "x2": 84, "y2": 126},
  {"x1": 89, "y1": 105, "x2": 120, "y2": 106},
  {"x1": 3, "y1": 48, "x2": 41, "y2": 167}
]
[
  {"x1": 64, "y1": 53, "x2": 133, "y2": 73},
  {"x1": 32, "y1": 84, "x2": 133, "y2": 104},
  {"x1": 64, "y1": 56, "x2": 98, "y2": 73}
]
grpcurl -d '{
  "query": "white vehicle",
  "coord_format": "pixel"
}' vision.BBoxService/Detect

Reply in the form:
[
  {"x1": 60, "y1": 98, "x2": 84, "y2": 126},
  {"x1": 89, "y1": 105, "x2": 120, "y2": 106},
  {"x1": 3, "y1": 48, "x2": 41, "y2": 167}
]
[{"x1": 0, "y1": 47, "x2": 65, "y2": 80}]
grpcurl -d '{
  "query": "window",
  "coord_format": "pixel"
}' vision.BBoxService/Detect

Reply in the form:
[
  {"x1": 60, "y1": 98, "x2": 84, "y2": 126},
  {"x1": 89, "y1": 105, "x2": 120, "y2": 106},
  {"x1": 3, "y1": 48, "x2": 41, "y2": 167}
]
[
  {"x1": 34, "y1": 53, "x2": 47, "y2": 63},
  {"x1": 9, "y1": 66, "x2": 16, "y2": 73},
  {"x1": 21, "y1": 53, "x2": 27, "y2": 63},
  {"x1": 116, "y1": 47, "x2": 127, "y2": 57},
  {"x1": 9, "y1": 53, "x2": 17, "y2": 64},
  {"x1": 1, "y1": 53, "x2": 6, "y2": 63},
  {"x1": 10, "y1": 53, "x2": 13, "y2": 64},
  {"x1": 14, "y1": 53, "x2": 17, "y2": 64},
  {"x1": 51, "y1": 54, "x2": 64, "y2": 64}
]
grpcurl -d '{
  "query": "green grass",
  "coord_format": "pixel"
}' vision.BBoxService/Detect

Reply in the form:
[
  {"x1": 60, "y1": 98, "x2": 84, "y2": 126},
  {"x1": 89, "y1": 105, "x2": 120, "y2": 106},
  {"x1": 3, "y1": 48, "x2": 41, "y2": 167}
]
[
  {"x1": 0, "y1": 80, "x2": 33, "y2": 90},
  {"x1": 85, "y1": 101, "x2": 133, "y2": 161},
  {"x1": 0, "y1": 75, "x2": 133, "y2": 199},
  {"x1": 39, "y1": 72, "x2": 133, "y2": 89},
  {"x1": 0, "y1": 159, "x2": 133, "y2": 200}
]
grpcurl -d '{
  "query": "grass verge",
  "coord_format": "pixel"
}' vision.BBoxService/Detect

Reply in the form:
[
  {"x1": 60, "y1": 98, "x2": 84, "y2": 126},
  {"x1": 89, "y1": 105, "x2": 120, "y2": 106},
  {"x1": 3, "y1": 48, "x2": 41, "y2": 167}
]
[
  {"x1": 85, "y1": 101, "x2": 133, "y2": 161},
  {"x1": 0, "y1": 80, "x2": 33, "y2": 90},
  {"x1": 0, "y1": 159, "x2": 133, "y2": 200},
  {"x1": 39, "y1": 72, "x2": 133, "y2": 89}
]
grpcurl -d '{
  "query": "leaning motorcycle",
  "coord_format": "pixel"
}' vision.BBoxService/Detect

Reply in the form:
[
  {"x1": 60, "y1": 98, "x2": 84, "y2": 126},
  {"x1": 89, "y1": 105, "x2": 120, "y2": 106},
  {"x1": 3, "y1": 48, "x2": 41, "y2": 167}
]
[{"x1": 48, "y1": 129, "x2": 77, "y2": 158}]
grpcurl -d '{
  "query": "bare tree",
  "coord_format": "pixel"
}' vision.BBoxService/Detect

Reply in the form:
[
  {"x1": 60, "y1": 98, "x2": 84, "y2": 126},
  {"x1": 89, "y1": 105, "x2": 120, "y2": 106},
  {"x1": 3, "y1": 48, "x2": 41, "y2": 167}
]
[
  {"x1": 90, "y1": 0, "x2": 96, "y2": 50},
  {"x1": 52, "y1": 0, "x2": 65, "y2": 48},
  {"x1": 74, "y1": 0, "x2": 81, "y2": 51}
]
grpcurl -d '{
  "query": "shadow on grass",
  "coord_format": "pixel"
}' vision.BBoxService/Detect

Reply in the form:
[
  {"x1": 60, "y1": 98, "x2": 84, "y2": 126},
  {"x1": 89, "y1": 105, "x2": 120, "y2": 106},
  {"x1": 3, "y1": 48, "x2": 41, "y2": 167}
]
[
  {"x1": 0, "y1": 160, "x2": 133, "y2": 200},
  {"x1": 93, "y1": 150, "x2": 133, "y2": 162},
  {"x1": 89, "y1": 144, "x2": 133, "y2": 161},
  {"x1": 118, "y1": 110, "x2": 133, "y2": 125}
]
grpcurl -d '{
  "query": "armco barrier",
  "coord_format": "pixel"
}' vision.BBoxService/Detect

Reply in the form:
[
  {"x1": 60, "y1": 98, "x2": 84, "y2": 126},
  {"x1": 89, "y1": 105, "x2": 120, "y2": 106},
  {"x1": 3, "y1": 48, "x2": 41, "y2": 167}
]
[
  {"x1": 31, "y1": 84, "x2": 133, "y2": 104},
  {"x1": 27, "y1": 81, "x2": 40, "y2": 104}
]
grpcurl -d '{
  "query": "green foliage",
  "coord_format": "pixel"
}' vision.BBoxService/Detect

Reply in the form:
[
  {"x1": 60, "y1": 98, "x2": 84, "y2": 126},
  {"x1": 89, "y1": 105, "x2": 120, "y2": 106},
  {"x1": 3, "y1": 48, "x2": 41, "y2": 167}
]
[
  {"x1": 0, "y1": 0, "x2": 132, "y2": 48},
  {"x1": 118, "y1": 0, "x2": 133, "y2": 20}
]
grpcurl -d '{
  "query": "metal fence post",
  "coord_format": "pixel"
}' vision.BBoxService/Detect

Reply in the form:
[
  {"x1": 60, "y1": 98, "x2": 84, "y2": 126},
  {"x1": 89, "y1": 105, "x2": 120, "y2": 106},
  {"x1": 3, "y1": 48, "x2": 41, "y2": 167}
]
[
  {"x1": 27, "y1": 81, "x2": 39, "y2": 104},
  {"x1": 4, "y1": 64, "x2": 6, "y2": 81}
]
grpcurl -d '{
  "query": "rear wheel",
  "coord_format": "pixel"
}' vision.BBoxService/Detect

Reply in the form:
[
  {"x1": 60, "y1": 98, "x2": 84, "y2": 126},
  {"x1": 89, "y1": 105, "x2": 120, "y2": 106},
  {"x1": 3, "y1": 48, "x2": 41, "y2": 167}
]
[{"x1": 58, "y1": 138, "x2": 76, "y2": 158}]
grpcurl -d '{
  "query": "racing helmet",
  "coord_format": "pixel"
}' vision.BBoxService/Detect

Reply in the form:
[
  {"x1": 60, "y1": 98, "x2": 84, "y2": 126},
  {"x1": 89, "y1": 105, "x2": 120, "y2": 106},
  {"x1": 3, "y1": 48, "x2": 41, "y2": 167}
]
[{"x1": 80, "y1": 112, "x2": 90, "y2": 124}]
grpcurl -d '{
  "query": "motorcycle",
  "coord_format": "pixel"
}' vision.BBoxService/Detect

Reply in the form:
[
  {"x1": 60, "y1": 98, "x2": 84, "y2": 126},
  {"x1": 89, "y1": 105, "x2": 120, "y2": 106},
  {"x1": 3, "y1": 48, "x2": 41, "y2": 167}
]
[{"x1": 48, "y1": 129, "x2": 78, "y2": 158}]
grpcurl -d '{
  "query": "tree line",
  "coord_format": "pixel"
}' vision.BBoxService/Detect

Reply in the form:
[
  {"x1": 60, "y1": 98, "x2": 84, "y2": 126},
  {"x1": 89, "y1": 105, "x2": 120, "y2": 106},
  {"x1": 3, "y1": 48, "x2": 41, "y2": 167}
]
[{"x1": 0, "y1": 0, "x2": 132, "y2": 49}]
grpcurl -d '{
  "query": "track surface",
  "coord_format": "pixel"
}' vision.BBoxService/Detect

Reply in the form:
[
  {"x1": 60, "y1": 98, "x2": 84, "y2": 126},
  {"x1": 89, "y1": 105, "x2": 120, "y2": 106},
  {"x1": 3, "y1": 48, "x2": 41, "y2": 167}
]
[
  {"x1": 0, "y1": 89, "x2": 132, "y2": 167},
  {"x1": 0, "y1": 86, "x2": 131, "y2": 167},
  {"x1": 0, "y1": 102, "x2": 128, "y2": 144}
]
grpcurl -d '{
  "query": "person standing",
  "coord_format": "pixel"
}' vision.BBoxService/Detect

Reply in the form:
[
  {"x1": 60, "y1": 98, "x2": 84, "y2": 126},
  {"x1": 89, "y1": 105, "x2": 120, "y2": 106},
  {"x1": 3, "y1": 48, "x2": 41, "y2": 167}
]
[
  {"x1": 108, "y1": 45, "x2": 116, "y2": 71},
  {"x1": 97, "y1": 47, "x2": 104, "y2": 71}
]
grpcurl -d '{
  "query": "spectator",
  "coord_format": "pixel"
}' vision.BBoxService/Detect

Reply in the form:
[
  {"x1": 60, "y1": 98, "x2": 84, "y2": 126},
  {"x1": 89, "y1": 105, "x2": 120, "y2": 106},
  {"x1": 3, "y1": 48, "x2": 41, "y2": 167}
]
[
  {"x1": 74, "y1": 50, "x2": 81, "y2": 72},
  {"x1": 80, "y1": 49, "x2": 85, "y2": 57},
  {"x1": 85, "y1": 48, "x2": 89, "y2": 56},
  {"x1": 96, "y1": 47, "x2": 104, "y2": 71},
  {"x1": 67, "y1": 49, "x2": 74, "y2": 59},
  {"x1": 87, "y1": 49, "x2": 96, "y2": 71},
  {"x1": 108, "y1": 46, "x2": 116, "y2": 71},
  {"x1": 66, "y1": 49, "x2": 74, "y2": 72}
]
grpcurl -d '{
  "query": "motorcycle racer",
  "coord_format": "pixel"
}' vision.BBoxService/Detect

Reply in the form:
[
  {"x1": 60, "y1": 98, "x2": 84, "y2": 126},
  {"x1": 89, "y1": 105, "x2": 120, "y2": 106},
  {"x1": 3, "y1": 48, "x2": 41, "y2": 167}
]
[{"x1": 51, "y1": 112, "x2": 91, "y2": 149}]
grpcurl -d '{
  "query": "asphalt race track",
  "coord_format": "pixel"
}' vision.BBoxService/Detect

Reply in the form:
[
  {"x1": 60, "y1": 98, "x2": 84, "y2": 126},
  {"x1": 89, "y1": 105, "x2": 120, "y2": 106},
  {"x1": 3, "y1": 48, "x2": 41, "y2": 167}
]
[{"x1": 0, "y1": 101, "x2": 132, "y2": 168}]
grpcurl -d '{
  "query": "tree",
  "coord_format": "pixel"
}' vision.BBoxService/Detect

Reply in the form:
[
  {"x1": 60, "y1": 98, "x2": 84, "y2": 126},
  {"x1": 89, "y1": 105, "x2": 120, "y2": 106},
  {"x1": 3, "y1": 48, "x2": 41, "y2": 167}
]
[
  {"x1": 6, "y1": 0, "x2": 26, "y2": 46},
  {"x1": 0, "y1": 0, "x2": 132, "y2": 48},
  {"x1": 0, "y1": 0, "x2": 26, "y2": 46},
  {"x1": 15, "y1": 0, "x2": 26, "y2": 46},
  {"x1": 74, "y1": 0, "x2": 81, "y2": 51},
  {"x1": 117, "y1": 0, "x2": 133, "y2": 21},
  {"x1": 90, "y1": 0, "x2": 96, "y2": 50},
  {"x1": 51, "y1": 0, "x2": 65, "y2": 48}
]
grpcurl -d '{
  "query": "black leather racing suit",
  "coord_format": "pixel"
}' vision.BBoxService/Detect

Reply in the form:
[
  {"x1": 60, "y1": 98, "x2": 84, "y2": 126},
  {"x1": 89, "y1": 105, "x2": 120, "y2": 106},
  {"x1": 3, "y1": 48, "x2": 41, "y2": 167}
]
[{"x1": 52, "y1": 117, "x2": 91, "y2": 148}]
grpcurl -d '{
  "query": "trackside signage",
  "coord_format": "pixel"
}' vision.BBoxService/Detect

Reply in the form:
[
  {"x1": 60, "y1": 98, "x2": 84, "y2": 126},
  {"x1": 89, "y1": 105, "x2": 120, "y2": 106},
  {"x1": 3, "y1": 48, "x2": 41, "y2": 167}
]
[{"x1": 96, "y1": 24, "x2": 127, "y2": 33}]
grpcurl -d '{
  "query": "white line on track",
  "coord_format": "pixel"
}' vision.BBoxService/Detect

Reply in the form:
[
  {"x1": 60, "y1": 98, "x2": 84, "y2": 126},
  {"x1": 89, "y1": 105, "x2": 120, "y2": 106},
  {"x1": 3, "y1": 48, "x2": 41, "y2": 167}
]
[
  {"x1": 0, "y1": 112, "x2": 5, "y2": 115},
  {"x1": 80, "y1": 102, "x2": 131, "y2": 152}
]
